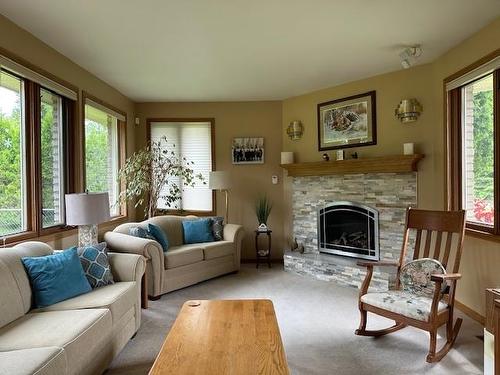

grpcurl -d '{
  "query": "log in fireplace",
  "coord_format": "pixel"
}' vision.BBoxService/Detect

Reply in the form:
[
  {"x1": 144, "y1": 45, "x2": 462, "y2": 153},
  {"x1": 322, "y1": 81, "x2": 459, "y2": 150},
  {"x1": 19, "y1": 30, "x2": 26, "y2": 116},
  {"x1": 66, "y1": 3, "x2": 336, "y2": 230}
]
[{"x1": 318, "y1": 201, "x2": 379, "y2": 261}]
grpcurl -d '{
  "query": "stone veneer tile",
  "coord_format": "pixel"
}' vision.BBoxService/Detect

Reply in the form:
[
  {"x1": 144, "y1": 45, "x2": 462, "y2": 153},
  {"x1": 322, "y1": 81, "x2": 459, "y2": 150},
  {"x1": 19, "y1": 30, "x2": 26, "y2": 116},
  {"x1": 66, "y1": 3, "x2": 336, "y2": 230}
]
[{"x1": 286, "y1": 172, "x2": 417, "y2": 292}]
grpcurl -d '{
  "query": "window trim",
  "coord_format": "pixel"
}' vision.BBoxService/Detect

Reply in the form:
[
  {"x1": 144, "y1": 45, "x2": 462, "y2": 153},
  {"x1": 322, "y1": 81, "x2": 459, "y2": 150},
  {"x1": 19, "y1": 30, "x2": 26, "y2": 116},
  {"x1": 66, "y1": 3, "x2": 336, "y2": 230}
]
[
  {"x1": 81, "y1": 91, "x2": 127, "y2": 223},
  {"x1": 445, "y1": 48, "x2": 500, "y2": 239},
  {"x1": 146, "y1": 117, "x2": 216, "y2": 217}
]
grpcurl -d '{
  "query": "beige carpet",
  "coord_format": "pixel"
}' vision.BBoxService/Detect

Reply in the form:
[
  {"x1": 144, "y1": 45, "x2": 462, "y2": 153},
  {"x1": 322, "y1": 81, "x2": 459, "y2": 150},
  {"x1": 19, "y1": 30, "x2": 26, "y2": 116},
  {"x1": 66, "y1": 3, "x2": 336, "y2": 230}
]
[{"x1": 106, "y1": 264, "x2": 483, "y2": 375}]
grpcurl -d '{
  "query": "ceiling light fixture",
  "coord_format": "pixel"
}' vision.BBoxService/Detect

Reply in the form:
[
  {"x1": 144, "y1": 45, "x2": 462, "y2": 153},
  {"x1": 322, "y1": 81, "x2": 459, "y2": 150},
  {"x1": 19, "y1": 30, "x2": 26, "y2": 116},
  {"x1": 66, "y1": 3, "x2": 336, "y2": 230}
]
[{"x1": 399, "y1": 45, "x2": 422, "y2": 69}]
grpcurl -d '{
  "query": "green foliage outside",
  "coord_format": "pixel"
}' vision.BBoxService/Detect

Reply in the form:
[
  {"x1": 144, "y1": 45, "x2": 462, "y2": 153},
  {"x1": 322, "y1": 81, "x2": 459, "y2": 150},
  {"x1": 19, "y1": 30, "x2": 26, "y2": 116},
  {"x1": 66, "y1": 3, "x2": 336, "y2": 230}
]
[
  {"x1": 472, "y1": 90, "x2": 494, "y2": 202},
  {"x1": 85, "y1": 120, "x2": 109, "y2": 193}
]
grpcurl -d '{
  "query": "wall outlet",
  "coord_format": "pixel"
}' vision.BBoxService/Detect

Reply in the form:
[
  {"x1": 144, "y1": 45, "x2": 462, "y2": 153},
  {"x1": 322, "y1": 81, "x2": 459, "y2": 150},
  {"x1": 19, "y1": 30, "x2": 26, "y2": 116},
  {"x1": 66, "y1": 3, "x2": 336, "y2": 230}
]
[{"x1": 272, "y1": 175, "x2": 279, "y2": 185}]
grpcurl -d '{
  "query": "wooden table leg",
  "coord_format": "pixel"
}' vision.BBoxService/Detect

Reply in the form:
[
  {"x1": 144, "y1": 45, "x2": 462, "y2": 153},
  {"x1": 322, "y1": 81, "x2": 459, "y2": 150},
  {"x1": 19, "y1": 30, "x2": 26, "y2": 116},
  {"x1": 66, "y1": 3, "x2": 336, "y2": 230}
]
[
  {"x1": 255, "y1": 231, "x2": 259, "y2": 269},
  {"x1": 267, "y1": 232, "x2": 272, "y2": 268},
  {"x1": 141, "y1": 273, "x2": 148, "y2": 309}
]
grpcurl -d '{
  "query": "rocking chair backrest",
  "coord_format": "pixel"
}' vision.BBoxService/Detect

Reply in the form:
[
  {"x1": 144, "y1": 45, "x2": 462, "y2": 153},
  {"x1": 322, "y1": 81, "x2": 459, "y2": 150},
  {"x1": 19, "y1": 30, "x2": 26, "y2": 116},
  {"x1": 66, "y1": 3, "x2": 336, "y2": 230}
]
[{"x1": 400, "y1": 208, "x2": 466, "y2": 274}]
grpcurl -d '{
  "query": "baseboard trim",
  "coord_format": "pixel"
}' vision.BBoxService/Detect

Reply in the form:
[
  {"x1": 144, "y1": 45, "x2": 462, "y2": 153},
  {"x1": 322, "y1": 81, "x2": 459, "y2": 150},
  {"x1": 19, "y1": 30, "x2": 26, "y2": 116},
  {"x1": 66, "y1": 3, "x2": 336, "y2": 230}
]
[
  {"x1": 241, "y1": 258, "x2": 284, "y2": 264},
  {"x1": 455, "y1": 300, "x2": 485, "y2": 326}
]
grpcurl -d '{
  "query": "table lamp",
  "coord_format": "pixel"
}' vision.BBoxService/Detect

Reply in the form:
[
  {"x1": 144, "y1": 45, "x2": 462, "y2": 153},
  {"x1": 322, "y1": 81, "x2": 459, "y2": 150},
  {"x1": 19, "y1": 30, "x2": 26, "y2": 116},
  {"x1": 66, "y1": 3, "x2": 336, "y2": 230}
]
[
  {"x1": 209, "y1": 171, "x2": 231, "y2": 222},
  {"x1": 65, "y1": 192, "x2": 110, "y2": 247}
]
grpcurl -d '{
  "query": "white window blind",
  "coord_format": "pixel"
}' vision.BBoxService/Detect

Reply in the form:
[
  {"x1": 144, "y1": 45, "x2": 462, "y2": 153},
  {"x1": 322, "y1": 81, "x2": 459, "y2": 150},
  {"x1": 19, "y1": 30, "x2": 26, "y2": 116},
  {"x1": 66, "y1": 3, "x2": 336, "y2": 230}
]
[
  {"x1": 150, "y1": 121, "x2": 213, "y2": 212},
  {"x1": 0, "y1": 55, "x2": 77, "y2": 100}
]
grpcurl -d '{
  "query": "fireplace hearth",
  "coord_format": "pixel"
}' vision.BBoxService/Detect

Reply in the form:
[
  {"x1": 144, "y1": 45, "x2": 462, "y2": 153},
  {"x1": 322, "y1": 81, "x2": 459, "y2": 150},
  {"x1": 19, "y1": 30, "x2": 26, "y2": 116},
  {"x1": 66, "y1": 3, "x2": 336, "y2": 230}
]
[{"x1": 318, "y1": 201, "x2": 379, "y2": 261}]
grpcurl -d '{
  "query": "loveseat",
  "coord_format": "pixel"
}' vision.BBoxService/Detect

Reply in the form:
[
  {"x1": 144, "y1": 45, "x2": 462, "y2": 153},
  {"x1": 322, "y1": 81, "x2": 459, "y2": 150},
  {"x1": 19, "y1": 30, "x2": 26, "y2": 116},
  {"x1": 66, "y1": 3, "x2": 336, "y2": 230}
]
[
  {"x1": 0, "y1": 241, "x2": 145, "y2": 375},
  {"x1": 104, "y1": 215, "x2": 244, "y2": 299}
]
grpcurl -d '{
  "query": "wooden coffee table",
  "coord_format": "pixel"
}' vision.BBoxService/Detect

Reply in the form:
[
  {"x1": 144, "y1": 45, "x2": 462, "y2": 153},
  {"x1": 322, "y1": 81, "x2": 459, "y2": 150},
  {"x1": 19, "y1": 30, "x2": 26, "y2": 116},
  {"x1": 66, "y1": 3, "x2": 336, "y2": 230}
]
[{"x1": 149, "y1": 299, "x2": 289, "y2": 375}]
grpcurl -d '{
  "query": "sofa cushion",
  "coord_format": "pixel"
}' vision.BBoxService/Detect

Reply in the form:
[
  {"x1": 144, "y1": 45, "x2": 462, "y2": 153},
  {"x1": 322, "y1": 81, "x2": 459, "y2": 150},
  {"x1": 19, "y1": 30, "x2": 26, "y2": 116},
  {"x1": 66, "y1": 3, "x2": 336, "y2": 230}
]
[
  {"x1": 148, "y1": 223, "x2": 170, "y2": 252},
  {"x1": 77, "y1": 243, "x2": 114, "y2": 289},
  {"x1": 182, "y1": 218, "x2": 214, "y2": 244},
  {"x1": 0, "y1": 309, "x2": 111, "y2": 374},
  {"x1": 361, "y1": 291, "x2": 447, "y2": 321},
  {"x1": 34, "y1": 282, "x2": 137, "y2": 325},
  {"x1": 21, "y1": 248, "x2": 92, "y2": 308},
  {"x1": 203, "y1": 241, "x2": 234, "y2": 260},
  {"x1": 0, "y1": 346, "x2": 67, "y2": 375},
  {"x1": 164, "y1": 245, "x2": 204, "y2": 269}
]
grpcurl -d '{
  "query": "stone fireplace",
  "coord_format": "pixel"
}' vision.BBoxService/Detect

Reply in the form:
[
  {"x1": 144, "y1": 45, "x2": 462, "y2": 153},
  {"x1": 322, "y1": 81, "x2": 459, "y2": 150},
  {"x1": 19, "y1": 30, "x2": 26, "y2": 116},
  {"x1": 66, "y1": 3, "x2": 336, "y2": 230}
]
[{"x1": 284, "y1": 170, "x2": 418, "y2": 291}]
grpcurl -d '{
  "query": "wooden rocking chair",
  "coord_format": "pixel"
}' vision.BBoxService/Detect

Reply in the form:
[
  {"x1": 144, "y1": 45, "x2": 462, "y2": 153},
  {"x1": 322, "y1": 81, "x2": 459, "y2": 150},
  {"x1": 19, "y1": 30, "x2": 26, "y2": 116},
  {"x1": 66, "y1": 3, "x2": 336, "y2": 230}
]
[{"x1": 355, "y1": 208, "x2": 466, "y2": 363}]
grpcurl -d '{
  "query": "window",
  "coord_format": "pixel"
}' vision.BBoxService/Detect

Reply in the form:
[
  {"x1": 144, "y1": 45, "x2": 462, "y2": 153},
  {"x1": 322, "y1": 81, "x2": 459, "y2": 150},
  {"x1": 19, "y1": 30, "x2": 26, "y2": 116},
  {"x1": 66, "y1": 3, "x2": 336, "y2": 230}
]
[
  {"x1": 447, "y1": 55, "x2": 499, "y2": 235},
  {"x1": 0, "y1": 54, "x2": 77, "y2": 241},
  {"x1": 0, "y1": 71, "x2": 26, "y2": 236},
  {"x1": 149, "y1": 119, "x2": 214, "y2": 213},
  {"x1": 84, "y1": 95, "x2": 125, "y2": 218},
  {"x1": 40, "y1": 88, "x2": 65, "y2": 228}
]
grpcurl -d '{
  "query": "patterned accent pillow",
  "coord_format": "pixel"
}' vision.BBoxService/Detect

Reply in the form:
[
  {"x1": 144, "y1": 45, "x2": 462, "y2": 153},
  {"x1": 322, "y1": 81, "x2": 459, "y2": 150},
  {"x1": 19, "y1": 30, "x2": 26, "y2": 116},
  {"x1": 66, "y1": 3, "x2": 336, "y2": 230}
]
[
  {"x1": 77, "y1": 242, "x2": 114, "y2": 289},
  {"x1": 400, "y1": 258, "x2": 447, "y2": 297},
  {"x1": 210, "y1": 216, "x2": 224, "y2": 241},
  {"x1": 129, "y1": 226, "x2": 156, "y2": 241}
]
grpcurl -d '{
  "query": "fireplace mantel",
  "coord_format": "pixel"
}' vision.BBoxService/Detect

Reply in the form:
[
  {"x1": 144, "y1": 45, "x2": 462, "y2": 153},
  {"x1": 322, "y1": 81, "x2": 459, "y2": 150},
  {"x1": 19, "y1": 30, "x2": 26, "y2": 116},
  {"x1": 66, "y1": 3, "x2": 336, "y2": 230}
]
[{"x1": 280, "y1": 154, "x2": 424, "y2": 177}]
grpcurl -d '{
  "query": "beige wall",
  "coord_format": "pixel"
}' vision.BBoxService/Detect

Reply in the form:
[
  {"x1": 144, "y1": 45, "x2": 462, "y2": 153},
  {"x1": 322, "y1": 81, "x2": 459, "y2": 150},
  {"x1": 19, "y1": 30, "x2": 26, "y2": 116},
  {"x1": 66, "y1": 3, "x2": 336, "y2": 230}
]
[
  {"x1": 282, "y1": 17, "x2": 500, "y2": 316},
  {"x1": 134, "y1": 102, "x2": 284, "y2": 260},
  {"x1": 0, "y1": 14, "x2": 136, "y2": 247}
]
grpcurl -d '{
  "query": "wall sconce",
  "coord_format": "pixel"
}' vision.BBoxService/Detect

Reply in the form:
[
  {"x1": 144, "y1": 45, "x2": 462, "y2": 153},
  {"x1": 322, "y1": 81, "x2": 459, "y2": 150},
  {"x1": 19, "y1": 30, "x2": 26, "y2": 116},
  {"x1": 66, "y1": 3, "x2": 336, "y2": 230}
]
[
  {"x1": 286, "y1": 120, "x2": 304, "y2": 140},
  {"x1": 395, "y1": 99, "x2": 422, "y2": 123}
]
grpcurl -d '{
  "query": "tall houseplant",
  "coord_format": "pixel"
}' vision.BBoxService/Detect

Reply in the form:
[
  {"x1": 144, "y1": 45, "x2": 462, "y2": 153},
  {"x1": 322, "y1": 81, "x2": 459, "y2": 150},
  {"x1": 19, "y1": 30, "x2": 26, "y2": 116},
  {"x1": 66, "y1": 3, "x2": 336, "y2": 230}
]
[
  {"x1": 255, "y1": 195, "x2": 273, "y2": 229},
  {"x1": 118, "y1": 136, "x2": 204, "y2": 218}
]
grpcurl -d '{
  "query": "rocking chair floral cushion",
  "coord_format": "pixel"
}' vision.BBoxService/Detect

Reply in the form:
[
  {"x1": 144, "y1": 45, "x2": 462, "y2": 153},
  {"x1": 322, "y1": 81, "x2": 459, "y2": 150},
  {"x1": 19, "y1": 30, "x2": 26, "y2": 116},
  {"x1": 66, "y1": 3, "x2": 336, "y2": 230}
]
[{"x1": 400, "y1": 258, "x2": 447, "y2": 297}]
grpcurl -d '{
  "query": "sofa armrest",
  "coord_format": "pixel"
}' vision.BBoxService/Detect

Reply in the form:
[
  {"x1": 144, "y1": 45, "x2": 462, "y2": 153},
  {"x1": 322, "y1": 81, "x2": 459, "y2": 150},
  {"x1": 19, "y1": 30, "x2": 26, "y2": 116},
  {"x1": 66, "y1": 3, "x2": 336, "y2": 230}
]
[
  {"x1": 104, "y1": 231, "x2": 163, "y2": 262},
  {"x1": 224, "y1": 224, "x2": 244, "y2": 270},
  {"x1": 104, "y1": 231, "x2": 164, "y2": 297},
  {"x1": 223, "y1": 224, "x2": 244, "y2": 242},
  {"x1": 108, "y1": 252, "x2": 145, "y2": 282}
]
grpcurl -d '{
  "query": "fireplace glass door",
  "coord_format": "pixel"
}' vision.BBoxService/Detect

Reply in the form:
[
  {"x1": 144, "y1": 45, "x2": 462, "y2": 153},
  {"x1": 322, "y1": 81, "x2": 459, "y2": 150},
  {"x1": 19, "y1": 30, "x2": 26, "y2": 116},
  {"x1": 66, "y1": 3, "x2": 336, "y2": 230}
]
[{"x1": 318, "y1": 201, "x2": 379, "y2": 260}]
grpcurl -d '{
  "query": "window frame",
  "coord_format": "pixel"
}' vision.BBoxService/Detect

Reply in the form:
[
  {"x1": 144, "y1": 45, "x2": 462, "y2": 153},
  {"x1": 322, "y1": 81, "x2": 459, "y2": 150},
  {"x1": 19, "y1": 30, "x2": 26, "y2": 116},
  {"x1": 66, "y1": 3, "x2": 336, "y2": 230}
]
[
  {"x1": 446, "y1": 49, "x2": 500, "y2": 240},
  {"x1": 81, "y1": 91, "x2": 127, "y2": 224},
  {"x1": 146, "y1": 117, "x2": 216, "y2": 217}
]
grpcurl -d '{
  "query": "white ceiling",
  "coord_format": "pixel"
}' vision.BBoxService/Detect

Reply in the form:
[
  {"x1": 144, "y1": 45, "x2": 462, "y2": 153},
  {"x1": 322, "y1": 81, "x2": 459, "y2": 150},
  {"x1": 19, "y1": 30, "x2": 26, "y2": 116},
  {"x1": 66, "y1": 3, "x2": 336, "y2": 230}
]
[{"x1": 1, "y1": 1, "x2": 499, "y2": 102}]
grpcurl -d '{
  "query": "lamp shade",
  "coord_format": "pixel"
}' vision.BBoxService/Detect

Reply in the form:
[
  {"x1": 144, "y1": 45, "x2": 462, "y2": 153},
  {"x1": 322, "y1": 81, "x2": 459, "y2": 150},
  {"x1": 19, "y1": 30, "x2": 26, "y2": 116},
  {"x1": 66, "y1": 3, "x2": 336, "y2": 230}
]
[
  {"x1": 65, "y1": 192, "x2": 110, "y2": 225},
  {"x1": 209, "y1": 171, "x2": 230, "y2": 190}
]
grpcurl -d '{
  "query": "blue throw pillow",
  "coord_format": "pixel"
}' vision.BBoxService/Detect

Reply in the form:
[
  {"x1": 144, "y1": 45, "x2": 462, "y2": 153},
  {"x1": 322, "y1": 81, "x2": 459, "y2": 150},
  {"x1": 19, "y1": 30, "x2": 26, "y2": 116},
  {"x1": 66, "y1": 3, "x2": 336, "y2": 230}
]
[
  {"x1": 148, "y1": 223, "x2": 169, "y2": 252},
  {"x1": 22, "y1": 248, "x2": 91, "y2": 308},
  {"x1": 77, "y1": 242, "x2": 114, "y2": 289},
  {"x1": 182, "y1": 218, "x2": 215, "y2": 244}
]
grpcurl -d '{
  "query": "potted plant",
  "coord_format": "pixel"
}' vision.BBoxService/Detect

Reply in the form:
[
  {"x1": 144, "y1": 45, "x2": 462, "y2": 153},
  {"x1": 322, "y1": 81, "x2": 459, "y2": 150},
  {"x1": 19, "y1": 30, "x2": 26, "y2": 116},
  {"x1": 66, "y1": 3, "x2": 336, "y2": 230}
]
[
  {"x1": 255, "y1": 195, "x2": 272, "y2": 231},
  {"x1": 118, "y1": 136, "x2": 204, "y2": 218}
]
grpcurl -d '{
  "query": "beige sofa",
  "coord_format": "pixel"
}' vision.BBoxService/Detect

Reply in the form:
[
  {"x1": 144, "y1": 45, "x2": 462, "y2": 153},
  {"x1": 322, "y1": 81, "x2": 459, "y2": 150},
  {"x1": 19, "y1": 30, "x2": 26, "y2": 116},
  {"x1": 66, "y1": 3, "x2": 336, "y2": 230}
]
[
  {"x1": 0, "y1": 241, "x2": 145, "y2": 375},
  {"x1": 104, "y1": 215, "x2": 244, "y2": 299}
]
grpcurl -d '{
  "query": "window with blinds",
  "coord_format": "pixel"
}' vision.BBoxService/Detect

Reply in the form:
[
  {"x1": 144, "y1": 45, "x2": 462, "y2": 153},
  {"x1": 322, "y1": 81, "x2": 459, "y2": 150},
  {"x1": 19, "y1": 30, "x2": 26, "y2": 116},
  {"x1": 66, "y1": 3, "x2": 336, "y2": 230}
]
[{"x1": 150, "y1": 120, "x2": 214, "y2": 212}]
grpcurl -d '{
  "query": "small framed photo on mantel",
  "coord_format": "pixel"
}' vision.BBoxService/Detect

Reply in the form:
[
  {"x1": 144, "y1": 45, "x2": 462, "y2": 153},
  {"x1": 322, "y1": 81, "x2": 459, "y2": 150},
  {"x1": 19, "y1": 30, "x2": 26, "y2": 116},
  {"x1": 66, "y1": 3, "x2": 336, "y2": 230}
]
[
  {"x1": 232, "y1": 137, "x2": 264, "y2": 165},
  {"x1": 317, "y1": 91, "x2": 377, "y2": 151}
]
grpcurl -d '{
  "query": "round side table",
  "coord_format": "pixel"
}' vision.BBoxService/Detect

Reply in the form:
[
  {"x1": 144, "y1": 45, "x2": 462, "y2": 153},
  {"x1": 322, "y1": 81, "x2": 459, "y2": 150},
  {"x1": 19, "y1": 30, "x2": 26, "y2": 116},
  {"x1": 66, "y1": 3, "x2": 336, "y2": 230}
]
[{"x1": 255, "y1": 229, "x2": 272, "y2": 268}]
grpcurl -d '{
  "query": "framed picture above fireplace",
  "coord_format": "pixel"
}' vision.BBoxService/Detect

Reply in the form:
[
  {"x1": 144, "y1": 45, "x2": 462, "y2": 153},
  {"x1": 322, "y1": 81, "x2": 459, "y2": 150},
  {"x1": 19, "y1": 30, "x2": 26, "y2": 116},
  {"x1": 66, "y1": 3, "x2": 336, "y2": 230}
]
[{"x1": 317, "y1": 91, "x2": 377, "y2": 151}]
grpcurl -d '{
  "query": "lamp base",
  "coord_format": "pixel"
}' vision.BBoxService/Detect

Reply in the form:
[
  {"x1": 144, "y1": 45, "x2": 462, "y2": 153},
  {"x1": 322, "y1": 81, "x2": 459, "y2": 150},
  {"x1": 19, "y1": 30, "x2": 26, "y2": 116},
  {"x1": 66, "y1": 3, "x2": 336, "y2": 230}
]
[{"x1": 78, "y1": 224, "x2": 98, "y2": 247}]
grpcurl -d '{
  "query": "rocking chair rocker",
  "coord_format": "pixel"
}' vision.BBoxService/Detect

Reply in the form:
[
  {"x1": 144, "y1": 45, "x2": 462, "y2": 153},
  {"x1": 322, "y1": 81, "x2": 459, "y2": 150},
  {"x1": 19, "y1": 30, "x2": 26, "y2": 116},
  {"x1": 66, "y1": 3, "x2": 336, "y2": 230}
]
[{"x1": 355, "y1": 208, "x2": 466, "y2": 363}]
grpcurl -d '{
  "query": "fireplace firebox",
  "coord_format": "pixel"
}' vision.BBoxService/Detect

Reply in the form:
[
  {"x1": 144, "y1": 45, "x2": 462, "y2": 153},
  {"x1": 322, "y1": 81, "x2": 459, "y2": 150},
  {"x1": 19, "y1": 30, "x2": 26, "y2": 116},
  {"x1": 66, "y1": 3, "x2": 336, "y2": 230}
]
[{"x1": 318, "y1": 201, "x2": 379, "y2": 260}]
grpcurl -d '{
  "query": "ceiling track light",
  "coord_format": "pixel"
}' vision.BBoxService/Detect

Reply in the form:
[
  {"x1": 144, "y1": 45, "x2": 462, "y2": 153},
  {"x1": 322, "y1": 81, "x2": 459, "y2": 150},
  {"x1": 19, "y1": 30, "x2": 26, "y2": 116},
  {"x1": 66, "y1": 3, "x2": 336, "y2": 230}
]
[{"x1": 399, "y1": 45, "x2": 422, "y2": 69}]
